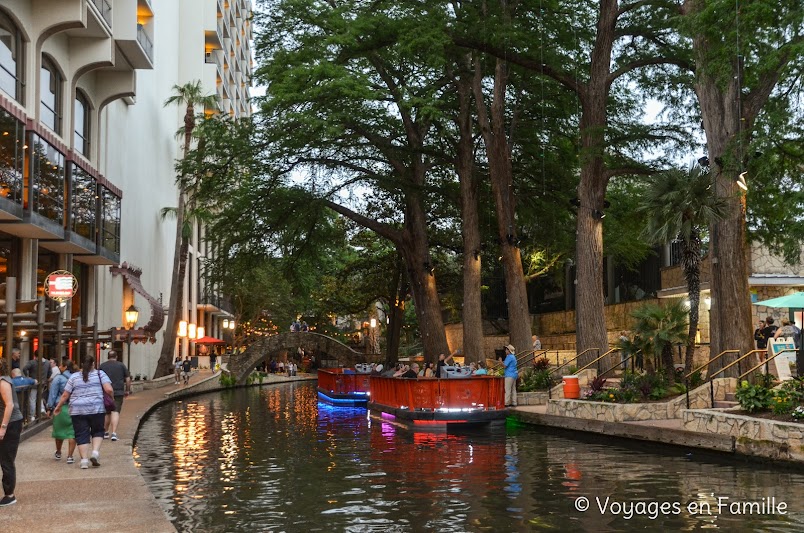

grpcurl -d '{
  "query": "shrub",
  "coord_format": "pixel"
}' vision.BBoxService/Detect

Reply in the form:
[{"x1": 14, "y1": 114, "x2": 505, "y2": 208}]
[
  {"x1": 771, "y1": 390, "x2": 794, "y2": 416},
  {"x1": 219, "y1": 372, "x2": 237, "y2": 388},
  {"x1": 533, "y1": 357, "x2": 551, "y2": 371},
  {"x1": 792, "y1": 406, "x2": 804, "y2": 421},
  {"x1": 687, "y1": 370, "x2": 704, "y2": 389},
  {"x1": 735, "y1": 380, "x2": 773, "y2": 413},
  {"x1": 589, "y1": 375, "x2": 607, "y2": 394},
  {"x1": 519, "y1": 369, "x2": 557, "y2": 392}
]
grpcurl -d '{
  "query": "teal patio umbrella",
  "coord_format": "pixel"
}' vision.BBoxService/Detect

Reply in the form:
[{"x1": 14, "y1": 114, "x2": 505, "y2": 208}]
[
  {"x1": 754, "y1": 292, "x2": 804, "y2": 377},
  {"x1": 754, "y1": 292, "x2": 804, "y2": 309}
]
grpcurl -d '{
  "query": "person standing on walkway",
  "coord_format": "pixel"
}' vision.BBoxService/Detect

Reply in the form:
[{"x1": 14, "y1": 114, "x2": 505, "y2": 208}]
[
  {"x1": 53, "y1": 357, "x2": 113, "y2": 469},
  {"x1": 503, "y1": 344, "x2": 518, "y2": 407},
  {"x1": 181, "y1": 357, "x2": 192, "y2": 385},
  {"x1": 99, "y1": 351, "x2": 131, "y2": 442},
  {"x1": 0, "y1": 359, "x2": 23, "y2": 506},
  {"x1": 173, "y1": 355, "x2": 182, "y2": 385},
  {"x1": 47, "y1": 359, "x2": 76, "y2": 464}
]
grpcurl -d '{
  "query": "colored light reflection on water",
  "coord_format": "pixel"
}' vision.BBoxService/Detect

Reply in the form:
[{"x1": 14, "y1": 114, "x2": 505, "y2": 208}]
[{"x1": 134, "y1": 382, "x2": 804, "y2": 532}]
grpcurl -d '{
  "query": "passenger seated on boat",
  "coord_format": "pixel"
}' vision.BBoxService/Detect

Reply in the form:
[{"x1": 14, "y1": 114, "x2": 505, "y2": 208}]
[
  {"x1": 474, "y1": 362, "x2": 488, "y2": 375},
  {"x1": 372, "y1": 364, "x2": 384, "y2": 375},
  {"x1": 393, "y1": 364, "x2": 409, "y2": 377},
  {"x1": 400, "y1": 363, "x2": 419, "y2": 379}
]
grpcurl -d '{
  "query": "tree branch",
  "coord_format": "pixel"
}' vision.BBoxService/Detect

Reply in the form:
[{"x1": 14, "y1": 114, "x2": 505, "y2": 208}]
[
  {"x1": 321, "y1": 199, "x2": 404, "y2": 245},
  {"x1": 452, "y1": 36, "x2": 582, "y2": 94},
  {"x1": 607, "y1": 57, "x2": 693, "y2": 86}
]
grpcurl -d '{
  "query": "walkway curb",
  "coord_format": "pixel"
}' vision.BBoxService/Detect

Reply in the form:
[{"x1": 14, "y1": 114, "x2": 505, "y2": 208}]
[
  {"x1": 7, "y1": 370, "x2": 316, "y2": 533},
  {"x1": 511, "y1": 407, "x2": 737, "y2": 455}
]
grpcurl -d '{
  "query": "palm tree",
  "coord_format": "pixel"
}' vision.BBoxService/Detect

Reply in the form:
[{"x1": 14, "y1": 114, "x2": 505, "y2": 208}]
[
  {"x1": 639, "y1": 165, "x2": 728, "y2": 373},
  {"x1": 630, "y1": 300, "x2": 689, "y2": 384},
  {"x1": 154, "y1": 81, "x2": 218, "y2": 378}
]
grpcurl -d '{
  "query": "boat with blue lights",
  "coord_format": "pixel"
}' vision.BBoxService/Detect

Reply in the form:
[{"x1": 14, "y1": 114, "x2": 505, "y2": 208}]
[
  {"x1": 317, "y1": 364, "x2": 373, "y2": 406},
  {"x1": 368, "y1": 371, "x2": 508, "y2": 432}
]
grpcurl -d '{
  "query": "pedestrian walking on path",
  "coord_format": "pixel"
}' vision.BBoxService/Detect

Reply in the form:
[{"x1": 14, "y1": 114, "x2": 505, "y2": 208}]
[
  {"x1": 181, "y1": 358, "x2": 192, "y2": 385},
  {"x1": 53, "y1": 357, "x2": 113, "y2": 470},
  {"x1": 0, "y1": 358, "x2": 23, "y2": 506},
  {"x1": 100, "y1": 351, "x2": 131, "y2": 442},
  {"x1": 47, "y1": 359, "x2": 76, "y2": 464}
]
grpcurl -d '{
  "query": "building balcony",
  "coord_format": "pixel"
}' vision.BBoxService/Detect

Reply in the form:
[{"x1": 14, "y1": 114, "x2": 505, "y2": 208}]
[
  {"x1": 88, "y1": 0, "x2": 113, "y2": 28},
  {"x1": 199, "y1": 293, "x2": 234, "y2": 314},
  {"x1": 113, "y1": 0, "x2": 154, "y2": 69}
]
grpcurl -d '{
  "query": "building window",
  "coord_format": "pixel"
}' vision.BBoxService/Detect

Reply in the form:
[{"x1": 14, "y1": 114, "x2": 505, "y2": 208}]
[
  {"x1": 0, "y1": 107, "x2": 24, "y2": 205},
  {"x1": 29, "y1": 133, "x2": 65, "y2": 223},
  {"x1": 100, "y1": 186, "x2": 120, "y2": 254},
  {"x1": 0, "y1": 11, "x2": 23, "y2": 103},
  {"x1": 74, "y1": 91, "x2": 90, "y2": 156},
  {"x1": 70, "y1": 164, "x2": 96, "y2": 240},
  {"x1": 40, "y1": 55, "x2": 62, "y2": 134}
]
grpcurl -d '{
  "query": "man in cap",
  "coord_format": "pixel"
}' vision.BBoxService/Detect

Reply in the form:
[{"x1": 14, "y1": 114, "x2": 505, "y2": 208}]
[{"x1": 503, "y1": 344, "x2": 518, "y2": 407}]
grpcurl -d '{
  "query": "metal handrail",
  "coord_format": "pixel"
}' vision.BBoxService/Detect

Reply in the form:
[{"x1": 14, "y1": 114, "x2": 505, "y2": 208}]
[
  {"x1": 709, "y1": 352, "x2": 756, "y2": 380},
  {"x1": 738, "y1": 349, "x2": 796, "y2": 381},
  {"x1": 550, "y1": 348, "x2": 600, "y2": 375},
  {"x1": 685, "y1": 349, "x2": 739, "y2": 380},
  {"x1": 598, "y1": 350, "x2": 641, "y2": 379},
  {"x1": 517, "y1": 349, "x2": 548, "y2": 370},
  {"x1": 576, "y1": 348, "x2": 620, "y2": 375}
]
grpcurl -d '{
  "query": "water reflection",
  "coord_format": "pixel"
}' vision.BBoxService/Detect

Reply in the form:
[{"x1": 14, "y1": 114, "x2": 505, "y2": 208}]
[{"x1": 134, "y1": 382, "x2": 804, "y2": 532}]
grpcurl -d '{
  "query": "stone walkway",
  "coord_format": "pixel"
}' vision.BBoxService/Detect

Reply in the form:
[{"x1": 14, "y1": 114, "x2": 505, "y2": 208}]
[
  {"x1": 6, "y1": 381, "x2": 178, "y2": 532},
  {"x1": 4, "y1": 370, "x2": 316, "y2": 532}
]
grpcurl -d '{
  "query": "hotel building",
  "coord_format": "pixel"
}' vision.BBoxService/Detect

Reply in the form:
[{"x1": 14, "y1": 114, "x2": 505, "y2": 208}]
[{"x1": 0, "y1": 0, "x2": 252, "y2": 375}]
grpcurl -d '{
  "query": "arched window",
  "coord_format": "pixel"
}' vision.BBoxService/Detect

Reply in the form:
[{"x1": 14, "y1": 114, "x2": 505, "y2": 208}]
[
  {"x1": 0, "y1": 11, "x2": 23, "y2": 102},
  {"x1": 40, "y1": 55, "x2": 62, "y2": 134},
  {"x1": 74, "y1": 90, "x2": 90, "y2": 156}
]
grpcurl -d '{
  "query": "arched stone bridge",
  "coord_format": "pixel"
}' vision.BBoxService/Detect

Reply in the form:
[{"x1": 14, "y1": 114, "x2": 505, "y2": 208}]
[{"x1": 225, "y1": 331, "x2": 381, "y2": 384}]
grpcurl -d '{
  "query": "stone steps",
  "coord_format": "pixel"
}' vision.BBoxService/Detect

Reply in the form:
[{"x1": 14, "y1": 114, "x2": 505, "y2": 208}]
[{"x1": 713, "y1": 400, "x2": 739, "y2": 409}]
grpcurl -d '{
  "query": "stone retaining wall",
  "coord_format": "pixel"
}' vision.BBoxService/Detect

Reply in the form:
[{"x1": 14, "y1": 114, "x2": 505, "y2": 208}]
[
  {"x1": 683, "y1": 409, "x2": 804, "y2": 462},
  {"x1": 546, "y1": 378, "x2": 736, "y2": 422}
]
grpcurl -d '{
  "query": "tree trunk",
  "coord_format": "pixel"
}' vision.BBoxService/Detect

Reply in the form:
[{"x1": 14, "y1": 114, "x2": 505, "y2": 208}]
[
  {"x1": 155, "y1": 103, "x2": 196, "y2": 378},
  {"x1": 154, "y1": 192, "x2": 185, "y2": 378},
  {"x1": 401, "y1": 180, "x2": 450, "y2": 361},
  {"x1": 572, "y1": 0, "x2": 617, "y2": 366},
  {"x1": 385, "y1": 254, "x2": 407, "y2": 365},
  {"x1": 694, "y1": 70, "x2": 754, "y2": 375},
  {"x1": 682, "y1": 230, "x2": 701, "y2": 373},
  {"x1": 473, "y1": 57, "x2": 531, "y2": 356},
  {"x1": 456, "y1": 70, "x2": 484, "y2": 363},
  {"x1": 662, "y1": 344, "x2": 676, "y2": 385}
]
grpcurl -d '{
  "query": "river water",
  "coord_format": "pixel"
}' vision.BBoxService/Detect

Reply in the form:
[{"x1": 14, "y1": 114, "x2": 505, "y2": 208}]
[{"x1": 134, "y1": 381, "x2": 804, "y2": 532}]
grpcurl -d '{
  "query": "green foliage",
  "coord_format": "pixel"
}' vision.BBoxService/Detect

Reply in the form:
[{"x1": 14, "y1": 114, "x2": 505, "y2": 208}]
[
  {"x1": 629, "y1": 300, "x2": 689, "y2": 376},
  {"x1": 219, "y1": 372, "x2": 237, "y2": 388},
  {"x1": 246, "y1": 372, "x2": 267, "y2": 385},
  {"x1": 519, "y1": 369, "x2": 557, "y2": 392},
  {"x1": 532, "y1": 357, "x2": 551, "y2": 371},
  {"x1": 735, "y1": 380, "x2": 774, "y2": 413},
  {"x1": 687, "y1": 370, "x2": 704, "y2": 389}
]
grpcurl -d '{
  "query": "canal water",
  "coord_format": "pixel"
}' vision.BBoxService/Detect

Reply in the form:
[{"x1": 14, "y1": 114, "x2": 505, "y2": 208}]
[{"x1": 134, "y1": 382, "x2": 804, "y2": 532}]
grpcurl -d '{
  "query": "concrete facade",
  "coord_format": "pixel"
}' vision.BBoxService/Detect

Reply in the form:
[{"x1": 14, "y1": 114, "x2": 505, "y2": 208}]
[{"x1": 0, "y1": 0, "x2": 252, "y2": 377}]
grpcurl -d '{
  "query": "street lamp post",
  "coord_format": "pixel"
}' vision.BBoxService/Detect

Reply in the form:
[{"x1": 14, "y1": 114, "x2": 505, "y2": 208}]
[{"x1": 125, "y1": 304, "x2": 139, "y2": 369}]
